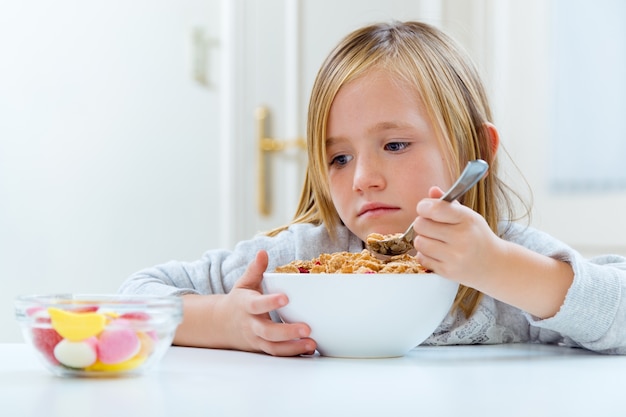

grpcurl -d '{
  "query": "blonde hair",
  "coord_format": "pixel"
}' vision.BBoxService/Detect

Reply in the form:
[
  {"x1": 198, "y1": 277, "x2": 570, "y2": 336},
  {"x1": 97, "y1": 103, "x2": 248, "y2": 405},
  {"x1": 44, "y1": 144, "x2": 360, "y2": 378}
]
[{"x1": 267, "y1": 21, "x2": 528, "y2": 317}]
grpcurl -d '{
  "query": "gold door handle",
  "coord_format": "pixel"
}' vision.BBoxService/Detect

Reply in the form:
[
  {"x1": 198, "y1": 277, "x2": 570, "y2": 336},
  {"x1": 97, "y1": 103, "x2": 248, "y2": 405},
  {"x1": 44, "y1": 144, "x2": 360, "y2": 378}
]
[{"x1": 256, "y1": 106, "x2": 306, "y2": 216}]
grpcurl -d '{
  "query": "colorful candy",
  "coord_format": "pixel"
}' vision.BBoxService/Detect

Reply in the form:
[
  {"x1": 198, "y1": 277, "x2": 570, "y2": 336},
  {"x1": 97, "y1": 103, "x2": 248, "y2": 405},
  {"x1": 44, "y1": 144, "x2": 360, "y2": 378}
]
[
  {"x1": 28, "y1": 306, "x2": 156, "y2": 373},
  {"x1": 54, "y1": 337, "x2": 98, "y2": 368},
  {"x1": 32, "y1": 327, "x2": 63, "y2": 365},
  {"x1": 97, "y1": 325, "x2": 141, "y2": 364}
]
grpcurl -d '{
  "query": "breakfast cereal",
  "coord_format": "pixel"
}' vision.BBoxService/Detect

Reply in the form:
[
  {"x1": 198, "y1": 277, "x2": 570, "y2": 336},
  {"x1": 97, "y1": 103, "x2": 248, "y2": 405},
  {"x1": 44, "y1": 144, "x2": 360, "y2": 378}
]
[
  {"x1": 365, "y1": 232, "x2": 414, "y2": 256},
  {"x1": 274, "y1": 249, "x2": 429, "y2": 274}
]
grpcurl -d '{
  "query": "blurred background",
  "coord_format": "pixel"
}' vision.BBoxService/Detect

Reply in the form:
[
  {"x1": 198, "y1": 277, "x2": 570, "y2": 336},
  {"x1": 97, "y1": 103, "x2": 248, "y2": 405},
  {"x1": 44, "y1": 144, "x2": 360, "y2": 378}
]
[{"x1": 1, "y1": 0, "x2": 625, "y2": 341}]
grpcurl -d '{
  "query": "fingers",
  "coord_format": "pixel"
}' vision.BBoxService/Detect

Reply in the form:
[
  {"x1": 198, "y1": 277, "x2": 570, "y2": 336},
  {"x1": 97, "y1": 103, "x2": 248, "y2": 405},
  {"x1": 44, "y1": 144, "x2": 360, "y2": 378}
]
[
  {"x1": 256, "y1": 321, "x2": 316, "y2": 356},
  {"x1": 414, "y1": 194, "x2": 493, "y2": 278},
  {"x1": 417, "y1": 196, "x2": 463, "y2": 225},
  {"x1": 253, "y1": 319, "x2": 311, "y2": 343},
  {"x1": 414, "y1": 204, "x2": 479, "y2": 256},
  {"x1": 229, "y1": 250, "x2": 317, "y2": 356},
  {"x1": 249, "y1": 317, "x2": 316, "y2": 356},
  {"x1": 259, "y1": 337, "x2": 317, "y2": 357},
  {"x1": 234, "y1": 250, "x2": 269, "y2": 291},
  {"x1": 413, "y1": 188, "x2": 472, "y2": 269},
  {"x1": 428, "y1": 185, "x2": 445, "y2": 199},
  {"x1": 413, "y1": 231, "x2": 445, "y2": 275},
  {"x1": 246, "y1": 292, "x2": 288, "y2": 315}
]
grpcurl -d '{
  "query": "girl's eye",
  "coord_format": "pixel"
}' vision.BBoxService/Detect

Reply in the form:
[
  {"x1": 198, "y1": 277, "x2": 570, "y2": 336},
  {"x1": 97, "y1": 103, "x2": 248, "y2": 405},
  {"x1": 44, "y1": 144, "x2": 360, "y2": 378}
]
[
  {"x1": 329, "y1": 154, "x2": 352, "y2": 167},
  {"x1": 384, "y1": 141, "x2": 409, "y2": 152}
]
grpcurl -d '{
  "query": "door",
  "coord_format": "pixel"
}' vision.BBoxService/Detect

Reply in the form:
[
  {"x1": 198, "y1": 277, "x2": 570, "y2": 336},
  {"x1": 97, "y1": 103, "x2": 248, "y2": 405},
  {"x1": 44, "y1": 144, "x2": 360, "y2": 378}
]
[{"x1": 221, "y1": 0, "x2": 444, "y2": 247}]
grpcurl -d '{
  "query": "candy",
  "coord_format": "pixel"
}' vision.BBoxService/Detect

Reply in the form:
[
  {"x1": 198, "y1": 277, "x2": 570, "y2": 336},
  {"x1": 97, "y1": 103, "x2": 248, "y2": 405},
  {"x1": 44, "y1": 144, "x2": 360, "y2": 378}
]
[
  {"x1": 86, "y1": 329, "x2": 152, "y2": 372},
  {"x1": 26, "y1": 306, "x2": 46, "y2": 317},
  {"x1": 48, "y1": 307, "x2": 107, "y2": 341},
  {"x1": 136, "y1": 331, "x2": 156, "y2": 356},
  {"x1": 86, "y1": 355, "x2": 146, "y2": 372},
  {"x1": 97, "y1": 325, "x2": 141, "y2": 364},
  {"x1": 54, "y1": 337, "x2": 98, "y2": 368},
  {"x1": 119, "y1": 311, "x2": 151, "y2": 321},
  {"x1": 27, "y1": 306, "x2": 162, "y2": 373},
  {"x1": 119, "y1": 312, "x2": 158, "y2": 341},
  {"x1": 16, "y1": 292, "x2": 183, "y2": 378},
  {"x1": 32, "y1": 327, "x2": 63, "y2": 365}
]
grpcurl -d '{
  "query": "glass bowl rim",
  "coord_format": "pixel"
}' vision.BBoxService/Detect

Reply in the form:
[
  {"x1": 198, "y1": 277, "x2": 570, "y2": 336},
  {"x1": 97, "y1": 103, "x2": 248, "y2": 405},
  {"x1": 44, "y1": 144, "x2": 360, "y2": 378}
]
[{"x1": 14, "y1": 293, "x2": 183, "y2": 321}]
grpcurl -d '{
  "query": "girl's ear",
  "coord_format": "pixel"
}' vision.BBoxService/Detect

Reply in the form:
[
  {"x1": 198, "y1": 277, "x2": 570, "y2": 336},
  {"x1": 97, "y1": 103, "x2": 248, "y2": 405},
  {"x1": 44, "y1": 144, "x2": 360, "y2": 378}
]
[{"x1": 483, "y1": 122, "x2": 500, "y2": 159}]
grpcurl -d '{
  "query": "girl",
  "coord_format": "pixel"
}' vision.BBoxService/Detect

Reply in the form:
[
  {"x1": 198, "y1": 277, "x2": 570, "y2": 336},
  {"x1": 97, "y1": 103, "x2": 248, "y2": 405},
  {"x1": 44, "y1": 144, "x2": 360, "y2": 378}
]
[{"x1": 119, "y1": 21, "x2": 626, "y2": 355}]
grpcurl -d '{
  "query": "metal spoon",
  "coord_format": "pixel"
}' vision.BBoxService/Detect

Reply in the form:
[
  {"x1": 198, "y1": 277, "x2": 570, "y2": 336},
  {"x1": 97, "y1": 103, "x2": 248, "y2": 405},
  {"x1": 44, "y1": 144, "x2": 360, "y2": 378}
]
[{"x1": 365, "y1": 159, "x2": 489, "y2": 257}]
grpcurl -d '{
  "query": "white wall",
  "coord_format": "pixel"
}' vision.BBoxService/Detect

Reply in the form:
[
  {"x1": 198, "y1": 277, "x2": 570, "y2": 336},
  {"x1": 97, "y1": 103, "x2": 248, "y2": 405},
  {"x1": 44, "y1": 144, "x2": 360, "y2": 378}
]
[
  {"x1": 491, "y1": 1, "x2": 626, "y2": 256},
  {"x1": 0, "y1": 1, "x2": 222, "y2": 342},
  {"x1": 442, "y1": 0, "x2": 626, "y2": 257}
]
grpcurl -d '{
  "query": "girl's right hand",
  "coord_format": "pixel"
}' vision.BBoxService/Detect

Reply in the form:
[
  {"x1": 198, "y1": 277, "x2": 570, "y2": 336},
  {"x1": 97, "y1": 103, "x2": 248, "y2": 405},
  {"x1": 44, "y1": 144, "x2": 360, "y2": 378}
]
[
  {"x1": 221, "y1": 250, "x2": 316, "y2": 356},
  {"x1": 174, "y1": 251, "x2": 316, "y2": 356}
]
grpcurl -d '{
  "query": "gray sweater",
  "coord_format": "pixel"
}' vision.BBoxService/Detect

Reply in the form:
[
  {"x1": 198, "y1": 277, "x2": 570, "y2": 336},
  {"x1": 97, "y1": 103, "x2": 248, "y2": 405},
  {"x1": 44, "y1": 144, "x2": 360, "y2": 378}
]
[{"x1": 118, "y1": 222, "x2": 626, "y2": 354}]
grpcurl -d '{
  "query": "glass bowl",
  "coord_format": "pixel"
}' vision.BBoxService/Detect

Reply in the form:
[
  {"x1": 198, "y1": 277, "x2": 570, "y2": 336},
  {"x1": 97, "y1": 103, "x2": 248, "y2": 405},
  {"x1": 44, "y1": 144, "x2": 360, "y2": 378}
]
[{"x1": 14, "y1": 294, "x2": 183, "y2": 377}]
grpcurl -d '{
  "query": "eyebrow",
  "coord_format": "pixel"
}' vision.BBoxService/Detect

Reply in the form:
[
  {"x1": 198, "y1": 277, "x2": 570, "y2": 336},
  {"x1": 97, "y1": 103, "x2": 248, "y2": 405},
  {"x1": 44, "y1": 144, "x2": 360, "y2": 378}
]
[
  {"x1": 326, "y1": 121, "x2": 417, "y2": 146},
  {"x1": 366, "y1": 121, "x2": 415, "y2": 134}
]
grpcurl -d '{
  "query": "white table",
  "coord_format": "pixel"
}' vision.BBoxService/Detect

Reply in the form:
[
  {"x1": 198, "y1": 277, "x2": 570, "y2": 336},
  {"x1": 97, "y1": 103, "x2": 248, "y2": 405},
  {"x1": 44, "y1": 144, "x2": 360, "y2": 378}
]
[{"x1": 1, "y1": 342, "x2": 624, "y2": 417}]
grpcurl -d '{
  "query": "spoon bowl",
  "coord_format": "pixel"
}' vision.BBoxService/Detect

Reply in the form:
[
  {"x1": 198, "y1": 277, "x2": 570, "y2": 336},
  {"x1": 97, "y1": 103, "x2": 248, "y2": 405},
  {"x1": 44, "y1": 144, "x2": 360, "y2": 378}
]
[{"x1": 366, "y1": 159, "x2": 489, "y2": 257}]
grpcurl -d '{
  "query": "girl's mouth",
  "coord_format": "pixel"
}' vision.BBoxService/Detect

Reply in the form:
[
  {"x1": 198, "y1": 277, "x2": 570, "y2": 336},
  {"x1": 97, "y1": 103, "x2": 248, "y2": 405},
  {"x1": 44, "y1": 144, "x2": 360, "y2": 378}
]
[{"x1": 358, "y1": 203, "x2": 400, "y2": 218}]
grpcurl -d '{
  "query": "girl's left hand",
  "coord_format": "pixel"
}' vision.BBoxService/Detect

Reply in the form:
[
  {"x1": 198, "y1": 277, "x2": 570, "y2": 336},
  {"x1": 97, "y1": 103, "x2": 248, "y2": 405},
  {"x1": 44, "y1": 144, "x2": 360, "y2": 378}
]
[
  {"x1": 413, "y1": 186, "x2": 574, "y2": 319},
  {"x1": 412, "y1": 186, "x2": 503, "y2": 288}
]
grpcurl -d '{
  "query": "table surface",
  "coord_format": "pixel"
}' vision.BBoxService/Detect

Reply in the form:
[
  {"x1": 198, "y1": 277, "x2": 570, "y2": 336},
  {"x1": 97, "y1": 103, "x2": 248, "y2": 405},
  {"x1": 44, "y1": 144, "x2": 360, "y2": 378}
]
[{"x1": 1, "y1": 342, "x2": 624, "y2": 417}]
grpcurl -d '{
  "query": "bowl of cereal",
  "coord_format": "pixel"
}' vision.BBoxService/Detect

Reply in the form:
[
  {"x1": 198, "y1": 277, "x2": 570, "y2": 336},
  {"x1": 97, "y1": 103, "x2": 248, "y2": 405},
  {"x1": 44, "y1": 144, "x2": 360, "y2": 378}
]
[
  {"x1": 14, "y1": 294, "x2": 182, "y2": 377},
  {"x1": 263, "y1": 250, "x2": 459, "y2": 358}
]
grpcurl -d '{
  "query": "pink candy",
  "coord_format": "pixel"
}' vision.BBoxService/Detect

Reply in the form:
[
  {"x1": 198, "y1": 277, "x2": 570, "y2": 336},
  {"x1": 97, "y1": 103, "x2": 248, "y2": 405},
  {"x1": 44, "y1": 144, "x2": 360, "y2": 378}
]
[
  {"x1": 32, "y1": 327, "x2": 63, "y2": 365},
  {"x1": 97, "y1": 324, "x2": 141, "y2": 364}
]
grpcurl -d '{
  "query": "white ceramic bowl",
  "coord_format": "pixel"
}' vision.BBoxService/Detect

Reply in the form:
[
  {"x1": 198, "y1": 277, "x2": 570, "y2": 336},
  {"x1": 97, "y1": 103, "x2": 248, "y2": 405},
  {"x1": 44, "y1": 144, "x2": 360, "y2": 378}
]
[{"x1": 263, "y1": 272, "x2": 459, "y2": 358}]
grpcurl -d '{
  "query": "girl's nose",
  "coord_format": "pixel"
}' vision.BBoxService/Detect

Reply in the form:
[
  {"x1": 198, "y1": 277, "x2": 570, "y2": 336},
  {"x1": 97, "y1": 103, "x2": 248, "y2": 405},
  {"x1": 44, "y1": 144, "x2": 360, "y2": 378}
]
[{"x1": 352, "y1": 156, "x2": 386, "y2": 192}]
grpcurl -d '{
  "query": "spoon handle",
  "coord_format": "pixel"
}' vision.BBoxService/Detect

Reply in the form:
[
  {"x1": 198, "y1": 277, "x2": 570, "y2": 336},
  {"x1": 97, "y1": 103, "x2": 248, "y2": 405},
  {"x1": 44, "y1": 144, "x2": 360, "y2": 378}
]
[{"x1": 440, "y1": 160, "x2": 489, "y2": 202}]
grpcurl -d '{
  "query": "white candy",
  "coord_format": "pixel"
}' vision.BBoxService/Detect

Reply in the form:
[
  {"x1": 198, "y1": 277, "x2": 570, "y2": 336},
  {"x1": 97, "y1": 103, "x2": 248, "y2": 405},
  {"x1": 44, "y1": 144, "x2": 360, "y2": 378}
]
[{"x1": 54, "y1": 337, "x2": 98, "y2": 368}]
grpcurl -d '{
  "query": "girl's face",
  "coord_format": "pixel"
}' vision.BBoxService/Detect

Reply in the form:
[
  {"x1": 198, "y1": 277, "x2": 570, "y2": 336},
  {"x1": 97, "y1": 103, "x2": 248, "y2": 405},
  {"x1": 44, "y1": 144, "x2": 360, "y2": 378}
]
[{"x1": 325, "y1": 69, "x2": 453, "y2": 242}]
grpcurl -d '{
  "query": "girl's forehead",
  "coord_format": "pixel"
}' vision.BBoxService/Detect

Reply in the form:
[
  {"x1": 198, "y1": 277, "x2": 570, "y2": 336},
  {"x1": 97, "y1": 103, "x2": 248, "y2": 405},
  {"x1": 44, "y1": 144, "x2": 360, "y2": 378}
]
[
  {"x1": 329, "y1": 69, "x2": 429, "y2": 121},
  {"x1": 333, "y1": 70, "x2": 413, "y2": 104},
  {"x1": 342, "y1": 67, "x2": 415, "y2": 93}
]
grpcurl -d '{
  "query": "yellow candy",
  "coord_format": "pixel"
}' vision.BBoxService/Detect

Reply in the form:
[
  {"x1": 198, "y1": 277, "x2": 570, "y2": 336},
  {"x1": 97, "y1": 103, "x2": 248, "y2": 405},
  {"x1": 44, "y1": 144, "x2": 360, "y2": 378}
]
[
  {"x1": 101, "y1": 311, "x2": 120, "y2": 319},
  {"x1": 48, "y1": 307, "x2": 107, "y2": 341},
  {"x1": 136, "y1": 331, "x2": 155, "y2": 357},
  {"x1": 86, "y1": 354, "x2": 146, "y2": 372}
]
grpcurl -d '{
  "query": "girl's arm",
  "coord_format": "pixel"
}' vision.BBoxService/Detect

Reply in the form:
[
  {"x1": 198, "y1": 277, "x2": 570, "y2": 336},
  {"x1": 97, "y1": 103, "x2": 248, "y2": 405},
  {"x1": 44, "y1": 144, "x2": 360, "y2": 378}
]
[
  {"x1": 413, "y1": 187, "x2": 573, "y2": 319},
  {"x1": 167, "y1": 251, "x2": 315, "y2": 356},
  {"x1": 462, "y1": 236, "x2": 573, "y2": 319},
  {"x1": 119, "y1": 248, "x2": 316, "y2": 356},
  {"x1": 173, "y1": 251, "x2": 315, "y2": 355}
]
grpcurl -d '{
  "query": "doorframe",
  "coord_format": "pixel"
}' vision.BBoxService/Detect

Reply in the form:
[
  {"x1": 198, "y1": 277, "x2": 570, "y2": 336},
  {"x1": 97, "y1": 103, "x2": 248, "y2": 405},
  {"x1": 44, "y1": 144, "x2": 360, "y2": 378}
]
[
  {"x1": 219, "y1": 0, "x2": 304, "y2": 248},
  {"x1": 219, "y1": 0, "x2": 244, "y2": 249}
]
